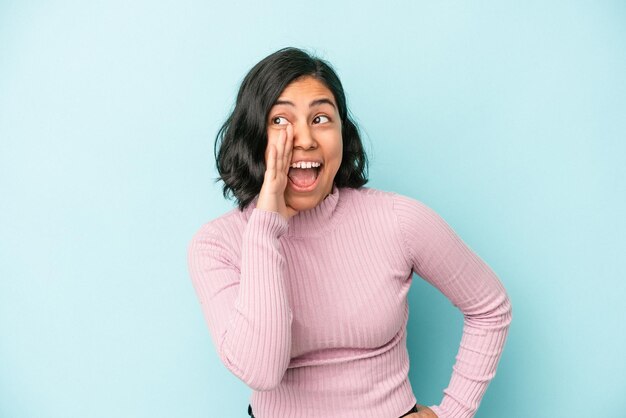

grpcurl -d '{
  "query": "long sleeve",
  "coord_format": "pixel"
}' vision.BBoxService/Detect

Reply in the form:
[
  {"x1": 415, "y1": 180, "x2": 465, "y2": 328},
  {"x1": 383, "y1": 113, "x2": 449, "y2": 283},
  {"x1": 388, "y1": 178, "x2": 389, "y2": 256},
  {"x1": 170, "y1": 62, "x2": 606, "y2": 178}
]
[
  {"x1": 187, "y1": 208, "x2": 293, "y2": 391},
  {"x1": 392, "y1": 193, "x2": 513, "y2": 418}
]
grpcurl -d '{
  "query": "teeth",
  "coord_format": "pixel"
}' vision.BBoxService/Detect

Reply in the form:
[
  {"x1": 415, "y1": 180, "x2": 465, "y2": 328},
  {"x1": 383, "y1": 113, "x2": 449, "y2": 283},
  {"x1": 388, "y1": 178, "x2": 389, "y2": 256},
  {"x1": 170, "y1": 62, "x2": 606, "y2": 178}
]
[{"x1": 290, "y1": 161, "x2": 321, "y2": 168}]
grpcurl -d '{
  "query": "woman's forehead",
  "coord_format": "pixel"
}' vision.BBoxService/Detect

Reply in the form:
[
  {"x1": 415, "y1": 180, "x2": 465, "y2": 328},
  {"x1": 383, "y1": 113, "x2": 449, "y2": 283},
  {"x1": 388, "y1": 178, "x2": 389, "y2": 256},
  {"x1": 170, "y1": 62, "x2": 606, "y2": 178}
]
[{"x1": 275, "y1": 77, "x2": 337, "y2": 108}]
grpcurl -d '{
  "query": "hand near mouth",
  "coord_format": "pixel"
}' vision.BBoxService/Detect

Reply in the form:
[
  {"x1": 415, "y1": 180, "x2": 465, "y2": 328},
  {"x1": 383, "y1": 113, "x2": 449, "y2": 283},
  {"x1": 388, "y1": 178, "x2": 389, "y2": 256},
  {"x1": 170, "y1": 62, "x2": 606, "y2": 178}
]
[{"x1": 257, "y1": 123, "x2": 299, "y2": 221}]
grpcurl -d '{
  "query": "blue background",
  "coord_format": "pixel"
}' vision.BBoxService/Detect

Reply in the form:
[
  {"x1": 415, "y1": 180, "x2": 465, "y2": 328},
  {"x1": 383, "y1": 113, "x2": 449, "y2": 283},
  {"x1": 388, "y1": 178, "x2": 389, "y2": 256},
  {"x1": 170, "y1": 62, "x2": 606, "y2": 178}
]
[{"x1": 1, "y1": 1, "x2": 625, "y2": 417}]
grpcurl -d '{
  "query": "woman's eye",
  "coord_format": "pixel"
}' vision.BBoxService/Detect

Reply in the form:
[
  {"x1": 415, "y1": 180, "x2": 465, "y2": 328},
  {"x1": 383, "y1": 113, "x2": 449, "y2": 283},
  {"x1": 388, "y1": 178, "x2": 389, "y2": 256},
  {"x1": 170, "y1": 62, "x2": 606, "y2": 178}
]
[
  {"x1": 271, "y1": 116, "x2": 289, "y2": 125},
  {"x1": 313, "y1": 115, "x2": 330, "y2": 124}
]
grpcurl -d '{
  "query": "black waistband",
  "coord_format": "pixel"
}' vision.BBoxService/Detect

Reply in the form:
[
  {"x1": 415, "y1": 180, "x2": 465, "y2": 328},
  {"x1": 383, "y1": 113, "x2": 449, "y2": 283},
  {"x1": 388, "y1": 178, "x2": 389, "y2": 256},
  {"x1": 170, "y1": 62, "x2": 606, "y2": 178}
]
[{"x1": 247, "y1": 403, "x2": 419, "y2": 417}]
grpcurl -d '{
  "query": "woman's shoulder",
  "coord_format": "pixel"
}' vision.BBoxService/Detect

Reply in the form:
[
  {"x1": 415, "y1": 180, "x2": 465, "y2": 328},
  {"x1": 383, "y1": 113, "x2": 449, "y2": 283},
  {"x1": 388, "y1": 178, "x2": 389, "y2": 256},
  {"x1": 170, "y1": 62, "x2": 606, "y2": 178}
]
[
  {"x1": 343, "y1": 185, "x2": 394, "y2": 199},
  {"x1": 189, "y1": 206, "x2": 249, "y2": 244},
  {"x1": 343, "y1": 186, "x2": 434, "y2": 220},
  {"x1": 343, "y1": 185, "x2": 418, "y2": 206}
]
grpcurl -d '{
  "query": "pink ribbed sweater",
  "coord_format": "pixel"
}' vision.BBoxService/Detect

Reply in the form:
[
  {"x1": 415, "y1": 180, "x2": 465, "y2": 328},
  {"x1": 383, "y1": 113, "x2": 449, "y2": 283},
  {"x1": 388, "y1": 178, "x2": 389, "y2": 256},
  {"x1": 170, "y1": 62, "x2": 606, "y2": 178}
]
[{"x1": 187, "y1": 184, "x2": 512, "y2": 418}]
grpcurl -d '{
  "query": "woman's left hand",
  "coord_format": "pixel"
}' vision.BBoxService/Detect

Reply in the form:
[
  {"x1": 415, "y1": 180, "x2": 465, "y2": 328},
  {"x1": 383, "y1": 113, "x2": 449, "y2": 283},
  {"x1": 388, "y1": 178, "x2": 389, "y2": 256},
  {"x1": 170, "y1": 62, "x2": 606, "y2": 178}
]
[{"x1": 404, "y1": 403, "x2": 438, "y2": 418}]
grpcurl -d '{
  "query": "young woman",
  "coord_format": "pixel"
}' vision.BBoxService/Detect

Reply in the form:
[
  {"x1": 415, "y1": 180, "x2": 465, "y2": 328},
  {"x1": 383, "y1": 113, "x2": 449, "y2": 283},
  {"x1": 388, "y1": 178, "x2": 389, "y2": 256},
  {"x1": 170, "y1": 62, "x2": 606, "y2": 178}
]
[{"x1": 187, "y1": 47, "x2": 513, "y2": 418}]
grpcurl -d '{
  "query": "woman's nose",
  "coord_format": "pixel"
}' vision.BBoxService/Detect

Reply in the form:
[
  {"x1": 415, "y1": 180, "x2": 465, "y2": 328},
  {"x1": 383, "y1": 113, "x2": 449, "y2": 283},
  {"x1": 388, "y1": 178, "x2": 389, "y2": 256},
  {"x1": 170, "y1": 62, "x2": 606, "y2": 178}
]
[{"x1": 292, "y1": 124, "x2": 317, "y2": 150}]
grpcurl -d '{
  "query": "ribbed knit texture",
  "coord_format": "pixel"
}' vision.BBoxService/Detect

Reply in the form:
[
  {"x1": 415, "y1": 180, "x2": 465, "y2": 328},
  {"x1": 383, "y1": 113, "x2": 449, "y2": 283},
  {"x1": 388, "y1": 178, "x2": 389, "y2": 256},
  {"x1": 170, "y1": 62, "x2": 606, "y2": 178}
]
[{"x1": 187, "y1": 184, "x2": 512, "y2": 418}]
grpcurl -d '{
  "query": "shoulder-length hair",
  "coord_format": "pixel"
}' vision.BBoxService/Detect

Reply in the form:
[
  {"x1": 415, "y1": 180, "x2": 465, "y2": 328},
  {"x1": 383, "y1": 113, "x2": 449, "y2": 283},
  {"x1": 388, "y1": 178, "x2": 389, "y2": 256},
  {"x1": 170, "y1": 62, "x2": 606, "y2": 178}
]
[{"x1": 213, "y1": 46, "x2": 369, "y2": 211}]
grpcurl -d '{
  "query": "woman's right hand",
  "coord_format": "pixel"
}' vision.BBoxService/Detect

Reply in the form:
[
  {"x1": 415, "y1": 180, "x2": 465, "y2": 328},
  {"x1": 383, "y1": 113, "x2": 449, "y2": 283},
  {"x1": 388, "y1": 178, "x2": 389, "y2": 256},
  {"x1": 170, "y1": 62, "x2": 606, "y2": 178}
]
[{"x1": 256, "y1": 123, "x2": 299, "y2": 221}]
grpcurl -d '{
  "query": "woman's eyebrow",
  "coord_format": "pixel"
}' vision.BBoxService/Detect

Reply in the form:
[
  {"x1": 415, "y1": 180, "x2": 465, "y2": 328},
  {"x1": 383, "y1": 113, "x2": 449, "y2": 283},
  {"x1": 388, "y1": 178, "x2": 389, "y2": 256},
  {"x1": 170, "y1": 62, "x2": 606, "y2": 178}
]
[{"x1": 274, "y1": 98, "x2": 336, "y2": 109}]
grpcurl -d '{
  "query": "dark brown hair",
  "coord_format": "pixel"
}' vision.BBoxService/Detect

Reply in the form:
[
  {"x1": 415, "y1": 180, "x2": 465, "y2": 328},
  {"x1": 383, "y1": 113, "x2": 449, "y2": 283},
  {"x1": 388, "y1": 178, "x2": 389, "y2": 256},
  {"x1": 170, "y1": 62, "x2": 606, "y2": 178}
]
[{"x1": 214, "y1": 47, "x2": 369, "y2": 210}]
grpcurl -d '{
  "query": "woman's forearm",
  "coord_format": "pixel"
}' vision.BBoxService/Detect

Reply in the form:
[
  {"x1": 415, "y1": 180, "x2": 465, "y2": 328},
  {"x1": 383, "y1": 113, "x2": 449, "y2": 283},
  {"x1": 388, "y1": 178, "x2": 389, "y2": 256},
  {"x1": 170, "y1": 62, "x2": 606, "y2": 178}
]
[
  {"x1": 393, "y1": 192, "x2": 513, "y2": 418},
  {"x1": 188, "y1": 208, "x2": 293, "y2": 391}
]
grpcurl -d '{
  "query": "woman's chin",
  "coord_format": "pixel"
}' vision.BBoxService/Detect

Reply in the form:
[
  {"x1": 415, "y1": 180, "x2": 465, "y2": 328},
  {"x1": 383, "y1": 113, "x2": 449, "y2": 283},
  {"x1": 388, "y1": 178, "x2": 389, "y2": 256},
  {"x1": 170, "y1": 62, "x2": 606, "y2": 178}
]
[
  {"x1": 285, "y1": 175, "x2": 333, "y2": 211},
  {"x1": 285, "y1": 197, "x2": 317, "y2": 212},
  {"x1": 285, "y1": 190, "x2": 323, "y2": 212}
]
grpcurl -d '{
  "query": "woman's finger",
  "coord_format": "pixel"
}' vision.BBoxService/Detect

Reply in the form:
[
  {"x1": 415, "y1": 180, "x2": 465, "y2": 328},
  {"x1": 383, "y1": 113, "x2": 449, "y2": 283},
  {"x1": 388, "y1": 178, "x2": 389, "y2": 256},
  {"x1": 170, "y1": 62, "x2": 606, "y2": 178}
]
[
  {"x1": 275, "y1": 127, "x2": 285, "y2": 174},
  {"x1": 284, "y1": 123, "x2": 293, "y2": 174},
  {"x1": 267, "y1": 143, "x2": 276, "y2": 180}
]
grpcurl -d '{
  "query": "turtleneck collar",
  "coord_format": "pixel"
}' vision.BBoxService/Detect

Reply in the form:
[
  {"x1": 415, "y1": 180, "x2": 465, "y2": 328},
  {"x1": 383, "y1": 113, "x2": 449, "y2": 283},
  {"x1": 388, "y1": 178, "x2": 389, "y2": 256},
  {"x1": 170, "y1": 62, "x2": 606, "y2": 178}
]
[{"x1": 243, "y1": 183, "x2": 344, "y2": 238}]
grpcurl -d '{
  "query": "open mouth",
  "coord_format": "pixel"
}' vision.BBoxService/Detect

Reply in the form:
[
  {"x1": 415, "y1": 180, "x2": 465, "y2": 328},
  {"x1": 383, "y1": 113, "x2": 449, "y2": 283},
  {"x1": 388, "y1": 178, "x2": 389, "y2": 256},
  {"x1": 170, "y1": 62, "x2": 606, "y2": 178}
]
[{"x1": 287, "y1": 164, "x2": 322, "y2": 191}]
